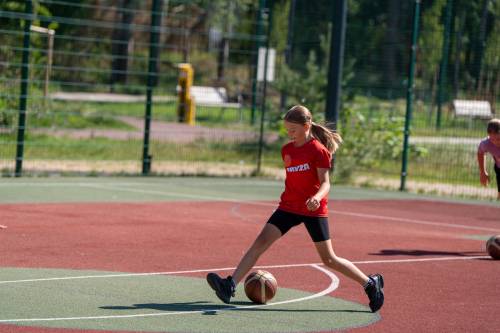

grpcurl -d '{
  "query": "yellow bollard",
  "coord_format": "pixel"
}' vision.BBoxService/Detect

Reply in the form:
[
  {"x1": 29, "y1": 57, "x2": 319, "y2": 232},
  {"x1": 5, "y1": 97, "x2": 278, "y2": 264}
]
[{"x1": 177, "y1": 63, "x2": 195, "y2": 125}]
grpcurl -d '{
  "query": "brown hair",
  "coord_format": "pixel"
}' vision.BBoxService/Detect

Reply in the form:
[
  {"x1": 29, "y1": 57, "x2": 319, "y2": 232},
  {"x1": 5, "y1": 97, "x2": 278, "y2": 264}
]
[
  {"x1": 487, "y1": 118, "x2": 500, "y2": 134},
  {"x1": 284, "y1": 105, "x2": 342, "y2": 153}
]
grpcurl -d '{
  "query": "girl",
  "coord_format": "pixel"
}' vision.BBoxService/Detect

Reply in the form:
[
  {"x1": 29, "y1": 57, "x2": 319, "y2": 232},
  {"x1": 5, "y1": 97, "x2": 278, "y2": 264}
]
[
  {"x1": 207, "y1": 105, "x2": 384, "y2": 312},
  {"x1": 477, "y1": 118, "x2": 500, "y2": 200}
]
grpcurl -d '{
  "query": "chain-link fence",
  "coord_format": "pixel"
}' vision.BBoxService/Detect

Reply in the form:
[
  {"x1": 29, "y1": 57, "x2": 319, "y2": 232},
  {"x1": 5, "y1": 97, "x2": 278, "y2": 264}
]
[{"x1": 1, "y1": 0, "x2": 498, "y2": 200}]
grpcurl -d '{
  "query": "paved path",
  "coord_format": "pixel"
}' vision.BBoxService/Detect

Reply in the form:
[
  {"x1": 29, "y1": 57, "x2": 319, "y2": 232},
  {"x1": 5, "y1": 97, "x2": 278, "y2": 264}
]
[
  {"x1": 49, "y1": 92, "x2": 479, "y2": 146},
  {"x1": 50, "y1": 92, "x2": 175, "y2": 103},
  {"x1": 46, "y1": 92, "x2": 274, "y2": 143},
  {"x1": 30, "y1": 116, "x2": 279, "y2": 143},
  {"x1": 410, "y1": 136, "x2": 479, "y2": 145}
]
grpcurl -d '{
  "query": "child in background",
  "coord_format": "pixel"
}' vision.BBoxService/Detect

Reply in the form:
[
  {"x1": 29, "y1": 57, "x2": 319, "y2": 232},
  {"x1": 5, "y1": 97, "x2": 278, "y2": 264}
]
[
  {"x1": 477, "y1": 118, "x2": 500, "y2": 200},
  {"x1": 206, "y1": 105, "x2": 384, "y2": 312}
]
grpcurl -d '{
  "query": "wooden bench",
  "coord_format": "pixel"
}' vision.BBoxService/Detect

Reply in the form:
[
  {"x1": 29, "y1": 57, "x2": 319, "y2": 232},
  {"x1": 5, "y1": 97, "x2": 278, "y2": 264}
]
[
  {"x1": 189, "y1": 85, "x2": 243, "y2": 121},
  {"x1": 452, "y1": 100, "x2": 492, "y2": 119},
  {"x1": 190, "y1": 86, "x2": 241, "y2": 108}
]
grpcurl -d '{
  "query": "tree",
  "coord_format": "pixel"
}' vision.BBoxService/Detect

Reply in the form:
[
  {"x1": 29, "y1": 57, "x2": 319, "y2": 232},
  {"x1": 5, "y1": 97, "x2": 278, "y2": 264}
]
[
  {"x1": 110, "y1": 0, "x2": 140, "y2": 87},
  {"x1": 197, "y1": 0, "x2": 255, "y2": 83},
  {"x1": 383, "y1": 0, "x2": 401, "y2": 85},
  {"x1": 418, "y1": 0, "x2": 446, "y2": 96},
  {"x1": 274, "y1": 26, "x2": 354, "y2": 116},
  {"x1": 479, "y1": 0, "x2": 499, "y2": 104}
]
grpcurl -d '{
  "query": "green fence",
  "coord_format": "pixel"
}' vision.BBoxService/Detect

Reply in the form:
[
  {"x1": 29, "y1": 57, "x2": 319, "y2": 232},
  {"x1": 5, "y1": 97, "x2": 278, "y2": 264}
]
[{"x1": 0, "y1": 0, "x2": 498, "y2": 200}]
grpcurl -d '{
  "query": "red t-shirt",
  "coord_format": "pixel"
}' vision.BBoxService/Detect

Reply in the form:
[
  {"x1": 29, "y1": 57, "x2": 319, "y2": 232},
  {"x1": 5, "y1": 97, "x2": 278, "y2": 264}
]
[{"x1": 278, "y1": 139, "x2": 332, "y2": 217}]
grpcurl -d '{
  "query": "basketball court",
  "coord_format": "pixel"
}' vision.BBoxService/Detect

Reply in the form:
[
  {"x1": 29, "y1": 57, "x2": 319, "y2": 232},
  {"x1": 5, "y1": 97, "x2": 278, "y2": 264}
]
[{"x1": 1, "y1": 177, "x2": 499, "y2": 332}]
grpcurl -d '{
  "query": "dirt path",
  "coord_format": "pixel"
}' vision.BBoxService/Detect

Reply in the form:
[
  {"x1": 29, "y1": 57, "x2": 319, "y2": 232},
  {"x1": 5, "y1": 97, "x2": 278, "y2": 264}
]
[{"x1": 31, "y1": 116, "x2": 279, "y2": 143}]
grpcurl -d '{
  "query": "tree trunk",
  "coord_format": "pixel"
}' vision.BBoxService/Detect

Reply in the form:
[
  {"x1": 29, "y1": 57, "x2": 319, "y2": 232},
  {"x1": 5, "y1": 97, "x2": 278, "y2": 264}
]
[
  {"x1": 216, "y1": 1, "x2": 234, "y2": 84},
  {"x1": 474, "y1": 0, "x2": 489, "y2": 90},
  {"x1": 383, "y1": 0, "x2": 400, "y2": 87},
  {"x1": 217, "y1": 37, "x2": 229, "y2": 82},
  {"x1": 110, "y1": 0, "x2": 137, "y2": 88},
  {"x1": 453, "y1": 8, "x2": 465, "y2": 97}
]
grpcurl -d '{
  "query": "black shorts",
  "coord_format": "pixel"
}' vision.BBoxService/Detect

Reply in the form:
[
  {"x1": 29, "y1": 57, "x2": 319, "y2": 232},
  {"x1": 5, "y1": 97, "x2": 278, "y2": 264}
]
[
  {"x1": 495, "y1": 164, "x2": 500, "y2": 192},
  {"x1": 267, "y1": 209, "x2": 330, "y2": 243}
]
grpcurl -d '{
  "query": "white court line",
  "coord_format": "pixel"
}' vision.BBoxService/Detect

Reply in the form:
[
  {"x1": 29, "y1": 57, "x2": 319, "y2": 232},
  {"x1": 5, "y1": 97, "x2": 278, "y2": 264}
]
[
  {"x1": 5, "y1": 181, "x2": 498, "y2": 233},
  {"x1": 0, "y1": 256, "x2": 489, "y2": 323},
  {"x1": 0, "y1": 255, "x2": 489, "y2": 285},
  {"x1": 79, "y1": 183, "x2": 264, "y2": 203},
  {"x1": 80, "y1": 183, "x2": 500, "y2": 233},
  {"x1": 352, "y1": 255, "x2": 489, "y2": 264},
  {"x1": 333, "y1": 210, "x2": 500, "y2": 232},
  {"x1": 0, "y1": 264, "x2": 339, "y2": 323},
  {"x1": 0, "y1": 181, "x2": 281, "y2": 186}
]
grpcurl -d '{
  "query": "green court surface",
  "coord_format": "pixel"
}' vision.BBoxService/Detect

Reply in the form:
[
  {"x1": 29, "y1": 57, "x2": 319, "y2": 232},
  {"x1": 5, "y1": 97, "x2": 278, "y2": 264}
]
[
  {"x1": 0, "y1": 267, "x2": 378, "y2": 332},
  {"x1": 0, "y1": 176, "x2": 495, "y2": 205}
]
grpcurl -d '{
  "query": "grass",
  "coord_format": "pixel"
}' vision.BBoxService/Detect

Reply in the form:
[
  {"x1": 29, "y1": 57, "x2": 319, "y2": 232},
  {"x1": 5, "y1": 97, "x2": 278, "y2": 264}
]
[
  {"x1": 1, "y1": 130, "x2": 494, "y2": 189},
  {"x1": 348, "y1": 95, "x2": 490, "y2": 138},
  {"x1": 16, "y1": 94, "x2": 492, "y2": 138},
  {"x1": 1, "y1": 94, "x2": 496, "y2": 199},
  {"x1": 45, "y1": 100, "x2": 256, "y2": 130},
  {"x1": 28, "y1": 111, "x2": 134, "y2": 130},
  {"x1": 354, "y1": 143, "x2": 496, "y2": 187},
  {"x1": 0, "y1": 133, "x2": 283, "y2": 166}
]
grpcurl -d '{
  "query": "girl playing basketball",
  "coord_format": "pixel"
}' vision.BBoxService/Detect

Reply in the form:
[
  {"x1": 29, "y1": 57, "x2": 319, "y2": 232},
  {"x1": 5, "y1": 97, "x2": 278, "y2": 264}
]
[
  {"x1": 207, "y1": 105, "x2": 384, "y2": 312},
  {"x1": 477, "y1": 118, "x2": 500, "y2": 200}
]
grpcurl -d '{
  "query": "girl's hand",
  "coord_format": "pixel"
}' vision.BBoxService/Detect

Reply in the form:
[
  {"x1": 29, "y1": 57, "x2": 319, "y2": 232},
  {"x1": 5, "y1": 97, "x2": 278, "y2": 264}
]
[
  {"x1": 480, "y1": 172, "x2": 490, "y2": 186},
  {"x1": 306, "y1": 197, "x2": 320, "y2": 211}
]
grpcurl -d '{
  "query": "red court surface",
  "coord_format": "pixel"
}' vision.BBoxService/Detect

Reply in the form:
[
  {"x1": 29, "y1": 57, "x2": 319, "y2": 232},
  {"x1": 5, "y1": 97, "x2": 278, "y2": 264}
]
[{"x1": 1, "y1": 199, "x2": 499, "y2": 332}]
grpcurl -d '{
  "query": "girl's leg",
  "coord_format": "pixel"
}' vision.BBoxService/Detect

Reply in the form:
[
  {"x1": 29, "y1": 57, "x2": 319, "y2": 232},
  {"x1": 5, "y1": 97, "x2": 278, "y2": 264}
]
[
  {"x1": 231, "y1": 223, "x2": 282, "y2": 284},
  {"x1": 314, "y1": 239, "x2": 369, "y2": 286},
  {"x1": 495, "y1": 164, "x2": 500, "y2": 200}
]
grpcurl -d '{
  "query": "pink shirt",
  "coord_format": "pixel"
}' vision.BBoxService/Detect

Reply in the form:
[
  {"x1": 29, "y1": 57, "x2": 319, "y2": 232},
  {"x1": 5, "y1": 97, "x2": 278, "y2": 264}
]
[{"x1": 478, "y1": 137, "x2": 500, "y2": 167}]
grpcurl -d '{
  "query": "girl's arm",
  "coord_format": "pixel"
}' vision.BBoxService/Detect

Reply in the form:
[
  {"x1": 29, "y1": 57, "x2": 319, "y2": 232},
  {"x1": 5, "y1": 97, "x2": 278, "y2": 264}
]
[
  {"x1": 306, "y1": 168, "x2": 330, "y2": 211},
  {"x1": 477, "y1": 151, "x2": 489, "y2": 186}
]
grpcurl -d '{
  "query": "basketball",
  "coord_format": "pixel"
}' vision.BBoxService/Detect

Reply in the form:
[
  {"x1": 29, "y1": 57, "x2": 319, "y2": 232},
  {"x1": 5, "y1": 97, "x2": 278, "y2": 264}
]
[
  {"x1": 244, "y1": 270, "x2": 278, "y2": 304},
  {"x1": 486, "y1": 235, "x2": 500, "y2": 260}
]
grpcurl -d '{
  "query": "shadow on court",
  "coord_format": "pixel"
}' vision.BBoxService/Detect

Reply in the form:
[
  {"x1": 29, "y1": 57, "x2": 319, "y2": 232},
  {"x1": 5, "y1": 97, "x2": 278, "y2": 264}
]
[
  {"x1": 100, "y1": 302, "x2": 371, "y2": 314},
  {"x1": 370, "y1": 249, "x2": 485, "y2": 257},
  {"x1": 100, "y1": 302, "x2": 232, "y2": 312}
]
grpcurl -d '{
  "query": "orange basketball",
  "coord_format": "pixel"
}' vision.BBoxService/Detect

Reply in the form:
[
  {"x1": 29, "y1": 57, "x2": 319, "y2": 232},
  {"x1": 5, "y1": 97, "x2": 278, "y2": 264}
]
[
  {"x1": 244, "y1": 270, "x2": 278, "y2": 304},
  {"x1": 486, "y1": 235, "x2": 500, "y2": 260}
]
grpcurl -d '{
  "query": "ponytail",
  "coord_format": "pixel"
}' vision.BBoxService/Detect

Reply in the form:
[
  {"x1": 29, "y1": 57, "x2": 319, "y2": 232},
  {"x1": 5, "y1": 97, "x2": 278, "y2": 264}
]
[
  {"x1": 284, "y1": 104, "x2": 343, "y2": 153},
  {"x1": 310, "y1": 122, "x2": 343, "y2": 154}
]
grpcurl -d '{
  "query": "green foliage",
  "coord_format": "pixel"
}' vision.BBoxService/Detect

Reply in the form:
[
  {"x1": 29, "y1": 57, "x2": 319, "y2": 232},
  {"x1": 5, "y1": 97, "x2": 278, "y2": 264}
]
[
  {"x1": 0, "y1": 81, "x2": 18, "y2": 128},
  {"x1": 273, "y1": 27, "x2": 355, "y2": 115},
  {"x1": 481, "y1": 0, "x2": 500, "y2": 93},
  {"x1": 484, "y1": 1, "x2": 500, "y2": 67},
  {"x1": 196, "y1": 0, "x2": 255, "y2": 32},
  {"x1": 270, "y1": 0, "x2": 290, "y2": 53},
  {"x1": 334, "y1": 106, "x2": 427, "y2": 182},
  {"x1": 418, "y1": 0, "x2": 446, "y2": 87},
  {"x1": 275, "y1": 51, "x2": 326, "y2": 114},
  {"x1": 0, "y1": 0, "x2": 57, "y2": 127}
]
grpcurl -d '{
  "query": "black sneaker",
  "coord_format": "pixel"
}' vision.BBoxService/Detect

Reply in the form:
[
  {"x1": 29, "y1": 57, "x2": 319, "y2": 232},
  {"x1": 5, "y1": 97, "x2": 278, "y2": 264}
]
[
  {"x1": 365, "y1": 274, "x2": 384, "y2": 312},
  {"x1": 206, "y1": 273, "x2": 235, "y2": 304}
]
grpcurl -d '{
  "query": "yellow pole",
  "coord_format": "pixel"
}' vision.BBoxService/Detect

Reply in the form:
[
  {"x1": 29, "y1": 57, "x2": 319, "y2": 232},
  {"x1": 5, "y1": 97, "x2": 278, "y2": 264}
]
[{"x1": 177, "y1": 63, "x2": 195, "y2": 125}]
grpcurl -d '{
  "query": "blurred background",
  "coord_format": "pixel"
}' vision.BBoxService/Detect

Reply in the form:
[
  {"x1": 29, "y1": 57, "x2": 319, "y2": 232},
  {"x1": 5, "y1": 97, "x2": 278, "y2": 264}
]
[{"x1": 0, "y1": 0, "x2": 498, "y2": 200}]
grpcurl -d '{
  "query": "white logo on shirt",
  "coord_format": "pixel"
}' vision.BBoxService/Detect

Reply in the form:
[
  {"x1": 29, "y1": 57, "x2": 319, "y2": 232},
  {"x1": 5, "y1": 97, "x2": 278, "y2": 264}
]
[{"x1": 286, "y1": 163, "x2": 310, "y2": 172}]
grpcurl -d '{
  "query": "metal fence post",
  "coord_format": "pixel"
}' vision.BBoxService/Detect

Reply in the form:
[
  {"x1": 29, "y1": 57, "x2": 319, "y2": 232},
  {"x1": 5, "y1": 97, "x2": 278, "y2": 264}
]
[
  {"x1": 400, "y1": 0, "x2": 421, "y2": 191},
  {"x1": 15, "y1": 0, "x2": 33, "y2": 177},
  {"x1": 256, "y1": 0, "x2": 272, "y2": 175},
  {"x1": 142, "y1": 0, "x2": 163, "y2": 175},
  {"x1": 251, "y1": 0, "x2": 266, "y2": 125},
  {"x1": 325, "y1": 0, "x2": 347, "y2": 127}
]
